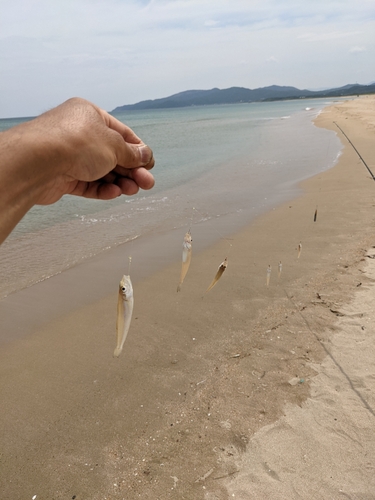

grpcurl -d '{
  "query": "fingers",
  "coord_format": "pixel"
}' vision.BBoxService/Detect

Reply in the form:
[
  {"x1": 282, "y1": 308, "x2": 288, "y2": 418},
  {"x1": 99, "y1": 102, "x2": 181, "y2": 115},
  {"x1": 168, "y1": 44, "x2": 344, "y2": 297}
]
[
  {"x1": 70, "y1": 167, "x2": 154, "y2": 200},
  {"x1": 117, "y1": 167, "x2": 155, "y2": 191},
  {"x1": 101, "y1": 167, "x2": 155, "y2": 192},
  {"x1": 98, "y1": 109, "x2": 142, "y2": 145},
  {"x1": 109, "y1": 132, "x2": 154, "y2": 171},
  {"x1": 70, "y1": 178, "x2": 138, "y2": 199}
]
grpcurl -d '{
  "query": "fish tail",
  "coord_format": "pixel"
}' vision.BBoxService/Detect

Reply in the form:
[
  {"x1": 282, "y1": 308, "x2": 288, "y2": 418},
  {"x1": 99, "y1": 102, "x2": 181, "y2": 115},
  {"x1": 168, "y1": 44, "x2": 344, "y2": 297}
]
[
  {"x1": 177, "y1": 283, "x2": 182, "y2": 292},
  {"x1": 113, "y1": 346, "x2": 123, "y2": 357},
  {"x1": 205, "y1": 270, "x2": 223, "y2": 293},
  {"x1": 205, "y1": 281, "x2": 216, "y2": 293}
]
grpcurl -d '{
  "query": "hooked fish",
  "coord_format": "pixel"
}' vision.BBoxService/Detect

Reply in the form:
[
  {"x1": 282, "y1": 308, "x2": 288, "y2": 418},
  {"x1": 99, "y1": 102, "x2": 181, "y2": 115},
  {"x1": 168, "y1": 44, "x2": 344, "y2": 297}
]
[
  {"x1": 297, "y1": 242, "x2": 302, "y2": 259},
  {"x1": 206, "y1": 257, "x2": 228, "y2": 293},
  {"x1": 114, "y1": 275, "x2": 134, "y2": 357},
  {"x1": 266, "y1": 264, "x2": 271, "y2": 287},
  {"x1": 177, "y1": 231, "x2": 192, "y2": 292},
  {"x1": 278, "y1": 261, "x2": 282, "y2": 280}
]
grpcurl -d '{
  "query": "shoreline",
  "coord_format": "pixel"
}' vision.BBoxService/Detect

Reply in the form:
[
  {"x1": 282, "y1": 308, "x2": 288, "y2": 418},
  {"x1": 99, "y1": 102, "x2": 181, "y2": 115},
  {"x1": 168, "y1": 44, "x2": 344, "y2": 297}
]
[
  {"x1": 0, "y1": 104, "x2": 340, "y2": 342},
  {"x1": 1, "y1": 96, "x2": 375, "y2": 499},
  {"x1": 0, "y1": 100, "x2": 341, "y2": 300}
]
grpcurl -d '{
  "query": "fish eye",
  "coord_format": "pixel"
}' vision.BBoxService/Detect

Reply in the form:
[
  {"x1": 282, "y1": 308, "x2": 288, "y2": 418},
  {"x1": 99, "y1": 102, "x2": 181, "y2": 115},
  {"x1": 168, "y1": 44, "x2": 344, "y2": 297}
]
[{"x1": 121, "y1": 286, "x2": 126, "y2": 292}]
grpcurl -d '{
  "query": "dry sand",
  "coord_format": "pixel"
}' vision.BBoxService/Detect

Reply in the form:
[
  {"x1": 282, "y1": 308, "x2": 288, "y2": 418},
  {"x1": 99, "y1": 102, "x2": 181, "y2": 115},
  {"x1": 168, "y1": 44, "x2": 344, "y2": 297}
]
[{"x1": 1, "y1": 96, "x2": 375, "y2": 499}]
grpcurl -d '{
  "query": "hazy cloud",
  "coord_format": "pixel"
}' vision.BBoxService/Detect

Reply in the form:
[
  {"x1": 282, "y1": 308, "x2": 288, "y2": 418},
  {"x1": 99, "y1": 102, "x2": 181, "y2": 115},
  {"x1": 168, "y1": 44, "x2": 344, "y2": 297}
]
[
  {"x1": 204, "y1": 20, "x2": 220, "y2": 27},
  {"x1": 298, "y1": 31, "x2": 361, "y2": 42},
  {"x1": 350, "y1": 46, "x2": 367, "y2": 53}
]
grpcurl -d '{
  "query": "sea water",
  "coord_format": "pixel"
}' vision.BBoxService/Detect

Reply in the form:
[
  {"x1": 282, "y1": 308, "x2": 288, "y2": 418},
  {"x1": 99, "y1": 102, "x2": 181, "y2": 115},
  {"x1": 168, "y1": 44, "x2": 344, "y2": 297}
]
[{"x1": 0, "y1": 99, "x2": 343, "y2": 298}]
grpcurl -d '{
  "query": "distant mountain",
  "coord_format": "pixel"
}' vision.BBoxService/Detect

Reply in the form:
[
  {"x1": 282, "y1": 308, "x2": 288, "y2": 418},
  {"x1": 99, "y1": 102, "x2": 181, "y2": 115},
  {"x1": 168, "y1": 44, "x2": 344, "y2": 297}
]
[
  {"x1": 266, "y1": 83, "x2": 375, "y2": 101},
  {"x1": 112, "y1": 83, "x2": 375, "y2": 112}
]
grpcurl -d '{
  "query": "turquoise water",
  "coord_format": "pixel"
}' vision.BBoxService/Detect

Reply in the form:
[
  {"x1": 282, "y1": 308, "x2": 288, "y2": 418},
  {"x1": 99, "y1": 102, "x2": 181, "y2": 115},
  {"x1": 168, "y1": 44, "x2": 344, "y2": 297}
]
[{"x1": 0, "y1": 99, "x2": 343, "y2": 297}]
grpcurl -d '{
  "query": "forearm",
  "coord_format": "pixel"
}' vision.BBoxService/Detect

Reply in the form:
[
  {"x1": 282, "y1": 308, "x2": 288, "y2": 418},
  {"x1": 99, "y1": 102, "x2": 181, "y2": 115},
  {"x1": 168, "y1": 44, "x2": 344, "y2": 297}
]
[{"x1": 0, "y1": 121, "x2": 58, "y2": 244}]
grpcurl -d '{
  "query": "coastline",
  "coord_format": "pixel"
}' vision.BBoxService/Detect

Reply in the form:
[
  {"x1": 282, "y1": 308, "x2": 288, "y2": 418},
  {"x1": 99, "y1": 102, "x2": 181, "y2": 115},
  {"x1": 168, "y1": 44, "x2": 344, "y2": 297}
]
[{"x1": 1, "y1": 96, "x2": 375, "y2": 499}]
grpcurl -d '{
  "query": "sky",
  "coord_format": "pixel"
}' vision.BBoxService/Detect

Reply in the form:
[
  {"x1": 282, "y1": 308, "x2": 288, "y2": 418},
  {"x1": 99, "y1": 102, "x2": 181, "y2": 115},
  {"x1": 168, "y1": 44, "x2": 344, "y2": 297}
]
[{"x1": 0, "y1": 0, "x2": 374, "y2": 117}]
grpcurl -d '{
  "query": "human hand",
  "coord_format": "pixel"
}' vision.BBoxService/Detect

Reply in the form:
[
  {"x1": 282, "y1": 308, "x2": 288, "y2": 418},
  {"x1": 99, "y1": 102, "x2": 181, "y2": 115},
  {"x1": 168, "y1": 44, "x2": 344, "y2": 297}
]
[
  {"x1": 30, "y1": 97, "x2": 155, "y2": 205},
  {"x1": 0, "y1": 97, "x2": 156, "y2": 244}
]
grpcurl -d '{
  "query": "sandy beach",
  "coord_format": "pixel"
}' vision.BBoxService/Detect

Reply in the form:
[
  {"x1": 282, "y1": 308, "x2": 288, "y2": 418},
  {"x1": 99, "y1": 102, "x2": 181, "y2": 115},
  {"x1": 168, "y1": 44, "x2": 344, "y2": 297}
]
[{"x1": 1, "y1": 96, "x2": 375, "y2": 499}]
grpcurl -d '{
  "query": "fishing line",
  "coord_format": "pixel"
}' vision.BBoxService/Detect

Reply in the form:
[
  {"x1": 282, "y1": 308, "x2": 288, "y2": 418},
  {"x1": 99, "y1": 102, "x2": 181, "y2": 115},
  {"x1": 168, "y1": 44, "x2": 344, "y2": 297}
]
[
  {"x1": 192, "y1": 206, "x2": 233, "y2": 293},
  {"x1": 176, "y1": 205, "x2": 233, "y2": 294},
  {"x1": 296, "y1": 133, "x2": 332, "y2": 264},
  {"x1": 283, "y1": 287, "x2": 375, "y2": 419},
  {"x1": 333, "y1": 121, "x2": 375, "y2": 181},
  {"x1": 126, "y1": 235, "x2": 136, "y2": 275},
  {"x1": 183, "y1": 124, "x2": 331, "y2": 291}
]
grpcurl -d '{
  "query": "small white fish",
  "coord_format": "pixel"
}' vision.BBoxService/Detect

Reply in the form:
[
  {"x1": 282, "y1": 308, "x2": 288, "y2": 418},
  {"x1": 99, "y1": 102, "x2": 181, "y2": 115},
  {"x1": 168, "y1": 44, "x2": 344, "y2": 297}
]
[
  {"x1": 298, "y1": 241, "x2": 302, "y2": 259},
  {"x1": 266, "y1": 265, "x2": 271, "y2": 287},
  {"x1": 177, "y1": 231, "x2": 192, "y2": 292},
  {"x1": 278, "y1": 261, "x2": 282, "y2": 280},
  {"x1": 206, "y1": 257, "x2": 228, "y2": 293},
  {"x1": 114, "y1": 275, "x2": 134, "y2": 357}
]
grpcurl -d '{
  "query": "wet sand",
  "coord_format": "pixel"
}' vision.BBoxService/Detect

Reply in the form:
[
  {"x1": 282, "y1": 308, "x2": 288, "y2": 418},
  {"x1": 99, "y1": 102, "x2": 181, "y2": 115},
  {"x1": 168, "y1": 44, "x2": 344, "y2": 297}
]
[{"x1": 1, "y1": 96, "x2": 375, "y2": 499}]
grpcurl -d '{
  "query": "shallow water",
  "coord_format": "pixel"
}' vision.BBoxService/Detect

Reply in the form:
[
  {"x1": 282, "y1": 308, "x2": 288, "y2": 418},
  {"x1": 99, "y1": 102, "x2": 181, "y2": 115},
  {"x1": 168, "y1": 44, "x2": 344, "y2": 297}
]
[{"x1": 0, "y1": 99, "x2": 342, "y2": 298}]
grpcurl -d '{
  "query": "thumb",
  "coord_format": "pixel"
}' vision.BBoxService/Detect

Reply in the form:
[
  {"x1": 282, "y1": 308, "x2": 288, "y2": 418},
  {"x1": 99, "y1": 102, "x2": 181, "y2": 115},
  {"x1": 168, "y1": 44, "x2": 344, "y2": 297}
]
[
  {"x1": 135, "y1": 144, "x2": 154, "y2": 167},
  {"x1": 114, "y1": 135, "x2": 154, "y2": 170}
]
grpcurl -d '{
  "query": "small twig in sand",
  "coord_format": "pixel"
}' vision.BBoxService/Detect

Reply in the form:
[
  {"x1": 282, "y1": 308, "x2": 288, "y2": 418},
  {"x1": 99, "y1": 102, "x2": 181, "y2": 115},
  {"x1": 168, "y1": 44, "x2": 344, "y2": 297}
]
[
  {"x1": 195, "y1": 468, "x2": 214, "y2": 482},
  {"x1": 196, "y1": 379, "x2": 207, "y2": 386},
  {"x1": 213, "y1": 470, "x2": 240, "y2": 480}
]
